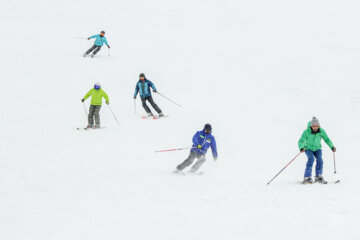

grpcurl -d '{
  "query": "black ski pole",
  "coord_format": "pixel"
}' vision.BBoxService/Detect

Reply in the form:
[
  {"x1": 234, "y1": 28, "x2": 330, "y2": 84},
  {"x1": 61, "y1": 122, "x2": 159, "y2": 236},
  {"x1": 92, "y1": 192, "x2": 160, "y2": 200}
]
[
  {"x1": 267, "y1": 152, "x2": 302, "y2": 185},
  {"x1": 107, "y1": 105, "x2": 121, "y2": 128},
  {"x1": 156, "y1": 92, "x2": 181, "y2": 107}
]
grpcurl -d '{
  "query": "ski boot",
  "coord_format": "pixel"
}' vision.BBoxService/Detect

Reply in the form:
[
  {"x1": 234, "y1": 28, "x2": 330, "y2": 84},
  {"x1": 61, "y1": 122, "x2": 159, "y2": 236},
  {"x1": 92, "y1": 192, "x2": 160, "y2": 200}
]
[
  {"x1": 147, "y1": 112, "x2": 154, "y2": 117},
  {"x1": 173, "y1": 169, "x2": 185, "y2": 175},
  {"x1": 83, "y1": 53, "x2": 87, "y2": 57},
  {"x1": 94, "y1": 124, "x2": 101, "y2": 129},
  {"x1": 159, "y1": 112, "x2": 165, "y2": 117},
  {"x1": 91, "y1": 53, "x2": 95, "y2": 58},
  {"x1": 302, "y1": 177, "x2": 313, "y2": 184},
  {"x1": 315, "y1": 175, "x2": 327, "y2": 184}
]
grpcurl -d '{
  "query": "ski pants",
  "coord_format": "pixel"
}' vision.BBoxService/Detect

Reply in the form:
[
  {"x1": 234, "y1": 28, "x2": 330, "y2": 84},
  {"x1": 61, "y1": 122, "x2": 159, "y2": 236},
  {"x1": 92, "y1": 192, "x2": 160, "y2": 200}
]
[
  {"x1": 304, "y1": 149, "x2": 323, "y2": 177},
  {"x1": 88, "y1": 105, "x2": 102, "y2": 126},
  {"x1": 177, "y1": 151, "x2": 206, "y2": 172},
  {"x1": 86, "y1": 45, "x2": 102, "y2": 55},
  {"x1": 141, "y1": 96, "x2": 162, "y2": 114}
]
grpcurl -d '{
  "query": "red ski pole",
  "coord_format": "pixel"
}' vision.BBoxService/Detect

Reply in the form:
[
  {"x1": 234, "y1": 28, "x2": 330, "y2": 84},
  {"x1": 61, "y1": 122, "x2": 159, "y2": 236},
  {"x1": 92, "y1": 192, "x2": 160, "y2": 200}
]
[
  {"x1": 155, "y1": 147, "x2": 190, "y2": 153},
  {"x1": 267, "y1": 152, "x2": 302, "y2": 185}
]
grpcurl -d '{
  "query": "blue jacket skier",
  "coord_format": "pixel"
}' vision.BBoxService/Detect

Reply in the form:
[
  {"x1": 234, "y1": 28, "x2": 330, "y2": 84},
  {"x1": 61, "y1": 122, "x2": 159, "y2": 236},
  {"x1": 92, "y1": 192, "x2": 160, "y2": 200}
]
[
  {"x1": 175, "y1": 124, "x2": 218, "y2": 173},
  {"x1": 83, "y1": 31, "x2": 110, "y2": 58},
  {"x1": 134, "y1": 73, "x2": 164, "y2": 117}
]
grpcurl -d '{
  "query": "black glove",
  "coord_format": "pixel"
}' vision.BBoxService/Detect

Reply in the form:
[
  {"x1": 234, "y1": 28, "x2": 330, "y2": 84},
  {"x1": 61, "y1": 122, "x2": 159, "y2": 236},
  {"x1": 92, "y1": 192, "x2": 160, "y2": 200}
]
[
  {"x1": 332, "y1": 147, "x2": 336, "y2": 152},
  {"x1": 81, "y1": 99, "x2": 85, "y2": 102},
  {"x1": 108, "y1": 45, "x2": 110, "y2": 49},
  {"x1": 87, "y1": 38, "x2": 90, "y2": 40},
  {"x1": 153, "y1": 90, "x2": 157, "y2": 93},
  {"x1": 106, "y1": 101, "x2": 109, "y2": 105},
  {"x1": 300, "y1": 148, "x2": 305, "y2": 153},
  {"x1": 133, "y1": 96, "x2": 136, "y2": 99}
]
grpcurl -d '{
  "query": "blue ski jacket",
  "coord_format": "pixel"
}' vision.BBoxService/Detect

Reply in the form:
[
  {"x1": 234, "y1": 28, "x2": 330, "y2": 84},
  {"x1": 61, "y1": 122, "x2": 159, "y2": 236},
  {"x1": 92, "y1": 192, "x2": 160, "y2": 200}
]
[
  {"x1": 89, "y1": 34, "x2": 109, "y2": 47},
  {"x1": 134, "y1": 79, "x2": 157, "y2": 99},
  {"x1": 191, "y1": 130, "x2": 218, "y2": 159}
]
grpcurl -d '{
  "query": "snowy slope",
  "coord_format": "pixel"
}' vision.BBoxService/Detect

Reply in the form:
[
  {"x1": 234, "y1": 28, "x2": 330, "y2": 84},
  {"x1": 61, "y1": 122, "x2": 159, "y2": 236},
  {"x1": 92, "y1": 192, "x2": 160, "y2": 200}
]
[{"x1": 1, "y1": 0, "x2": 360, "y2": 239}]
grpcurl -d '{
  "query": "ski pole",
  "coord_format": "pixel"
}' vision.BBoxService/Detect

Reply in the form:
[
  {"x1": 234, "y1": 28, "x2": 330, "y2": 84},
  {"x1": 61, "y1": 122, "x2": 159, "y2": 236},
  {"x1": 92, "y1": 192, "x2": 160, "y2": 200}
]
[
  {"x1": 155, "y1": 147, "x2": 191, "y2": 153},
  {"x1": 107, "y1": 105, "x2": 121, "y2": 128},
  {"x1": 82, "y1": 102, "x2": 88, "y2": 116},
  {"x1": 76, "y1": 37, "x2": 87, "y2": 39},
  {"x1": 134, "y1": 99, "x2": 136, "y2": 114},
  {"x1": 156, "y1": 92, "x2": 181, "y2": 107},
  {"x1": 108, "y1": 48, "x2": 110, "y2": 56},
  {"x1": 333, "y1": 152, "x2": 337, "y2": 174},
  {"x1": 267, "y1": 152, "x2": 302, "y2": 185}
]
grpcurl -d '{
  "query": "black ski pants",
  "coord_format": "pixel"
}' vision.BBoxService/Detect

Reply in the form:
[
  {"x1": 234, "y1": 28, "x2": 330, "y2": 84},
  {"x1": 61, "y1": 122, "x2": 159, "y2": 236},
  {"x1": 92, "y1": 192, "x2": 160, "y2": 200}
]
[
  {"x1": 88, "y1": 105, "x2": 102, "y2": 126},
  {"x1": 141, "y1": 96, "x2": 162, "y2": 114},
  {"x1": 177, "y1": 151, "x2": 206, "y2": 172},
  {"x1": 86, "y1": 45, "x2": 102, "y2": 55}
]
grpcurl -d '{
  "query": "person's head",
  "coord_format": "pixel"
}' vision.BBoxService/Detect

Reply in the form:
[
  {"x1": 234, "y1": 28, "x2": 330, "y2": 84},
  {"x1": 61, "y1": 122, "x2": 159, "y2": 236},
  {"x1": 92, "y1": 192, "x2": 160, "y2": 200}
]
[
  {"x1": 100, "y1": 31, "x2": 105, "y2": 37},
  {"x1": 204, "y1": 123, "x2": 212, "y2": 134},
  {"x1": 139, "y1": 73, "x2": 145, "y2": 81},
  {"x1": 310, "y1": 117, "x2": 320, "y2": 131},
  {"x1": 94, "y1": 82, "x2": 101, "y2": 90}
]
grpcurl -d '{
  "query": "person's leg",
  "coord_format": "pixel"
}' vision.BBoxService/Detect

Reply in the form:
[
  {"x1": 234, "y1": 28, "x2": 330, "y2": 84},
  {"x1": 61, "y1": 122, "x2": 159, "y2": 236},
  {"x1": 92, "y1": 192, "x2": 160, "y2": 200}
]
[
  {"x1": 314, "y1": 150, "x2": 323, "y2": 176},
  {"x1": 147, "y1": 96, "x2": 162, "y2": 114},
  {"x1": 88, "y1": 105, "x2": 96, "y2": 127},
  {"x1": 86, "y1": 45, "x2": 97, "y2": 55},
  {"x1": 141, "y1": 97, "x2": 152, "y2": 115},
  {"x1": 94, "y1": 105, "x2": 102, "y2": 127},
  {"x1": 190, "y1": 154, "x2": 206, "y2": 173},
  {"x1": 92, "y1": 46, "x2": 102, "y2": 55},
  {"x1": 177, "y1": 152, "x2": 197, "y2": 171},
  {"x1": 304, "y1": 150, "x2": 315, "y2": 177}
]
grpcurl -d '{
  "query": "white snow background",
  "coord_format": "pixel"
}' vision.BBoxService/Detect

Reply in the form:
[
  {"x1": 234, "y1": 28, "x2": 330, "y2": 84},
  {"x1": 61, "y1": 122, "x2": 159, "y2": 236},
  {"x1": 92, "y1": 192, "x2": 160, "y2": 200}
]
[{"x1": 1, "y1": 0, "x2": 360, "y2": 239}]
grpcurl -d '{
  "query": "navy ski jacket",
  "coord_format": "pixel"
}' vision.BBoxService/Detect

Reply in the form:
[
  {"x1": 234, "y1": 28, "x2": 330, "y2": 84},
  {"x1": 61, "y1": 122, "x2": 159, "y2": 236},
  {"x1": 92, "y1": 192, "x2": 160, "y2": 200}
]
[
  {"x1": 134, "y1": 79, "x2": 157, "y2": 99},
  {"x1": 191, "y1": 130, "x2": 218, "y2": 159}
]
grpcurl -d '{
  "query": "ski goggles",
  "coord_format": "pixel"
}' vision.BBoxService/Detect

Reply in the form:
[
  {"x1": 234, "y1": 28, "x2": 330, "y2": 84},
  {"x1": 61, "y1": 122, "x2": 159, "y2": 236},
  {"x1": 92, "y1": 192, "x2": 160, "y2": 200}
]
[{"x1": 94, "y1": 85, "x2": 101, "y2": 90}]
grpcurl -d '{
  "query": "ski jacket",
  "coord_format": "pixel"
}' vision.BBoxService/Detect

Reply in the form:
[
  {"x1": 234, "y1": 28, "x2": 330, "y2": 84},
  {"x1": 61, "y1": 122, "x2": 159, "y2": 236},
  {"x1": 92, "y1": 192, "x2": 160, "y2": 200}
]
[
  {"x1": 134, "y1": 79, "x2": 157, "y2": 99},
  {"x1": 83, "y1": 88, "x2": 109, "y2": 106},
  {"x1": 298, "y1": 122, "x2": 334, "y2": 152},
  {"x1": 89, "y1": 34, "x2": 109, "y2": 47},
  {"x1": 191, "y1": 130, "x2": 218, "y2": 159}
]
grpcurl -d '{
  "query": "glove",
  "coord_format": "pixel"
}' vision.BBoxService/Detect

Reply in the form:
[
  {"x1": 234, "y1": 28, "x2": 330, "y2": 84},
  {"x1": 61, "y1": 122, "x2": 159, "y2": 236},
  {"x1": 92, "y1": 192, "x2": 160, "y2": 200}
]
[
  {"x1": 81, "y1": 99, "x2": 85, "y2": 102},
  {"x1": 300, "y1": 148, "x2": 305, "y2": 153},
  {"x1": 214, "y1": 157, "x2": 218, "y2": 161},
  {"x1": 87, "y1": 38, "x2": 90, "y2": 40},
  {"x1": 197, "y1": 145, "x2": 202, "y2": 149},
  {"x1": 153, "y1": 90, "x2": 157, "y2": 93},
  {"x1": 133, "y1": 96, "x2": 136, "y2": 99},
  {"x1": 332, "y1": 147, "x2": 336, "y2": 152},
  {"x1": 106, "y1": 101, "x2": 109, "y2": 105},
  {"x1": 108, "y1": 45, "x2": 110, "y2": 49}
]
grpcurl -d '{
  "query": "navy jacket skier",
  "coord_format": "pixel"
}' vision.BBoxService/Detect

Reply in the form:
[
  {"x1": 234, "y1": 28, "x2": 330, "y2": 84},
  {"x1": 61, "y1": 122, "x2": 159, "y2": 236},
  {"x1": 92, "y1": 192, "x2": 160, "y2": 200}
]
[
  {"x1": 175, "y1": 124, "x2": 218, "y2": 173},
  {"x1": 83, "y1": 31, "x2": 110, "y2": 58},
  {"x1": 134, "y1": 73, "x2": 164, "y2": 117}
]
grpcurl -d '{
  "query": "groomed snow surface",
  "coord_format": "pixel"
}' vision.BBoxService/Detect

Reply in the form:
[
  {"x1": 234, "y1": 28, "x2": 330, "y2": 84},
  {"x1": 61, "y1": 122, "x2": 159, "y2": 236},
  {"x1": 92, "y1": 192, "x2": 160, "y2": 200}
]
[{"x1": 1, "y1": 0, "x2": 360, "y2": 239}]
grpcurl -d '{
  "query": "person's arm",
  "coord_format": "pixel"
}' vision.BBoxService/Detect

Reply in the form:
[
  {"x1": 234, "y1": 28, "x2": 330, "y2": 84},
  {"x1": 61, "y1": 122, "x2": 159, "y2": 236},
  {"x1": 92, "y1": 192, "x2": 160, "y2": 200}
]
[
  {"x1": 104, "y1": 38, "x2": 110, "y2": 48},
  {"x1": 321, "y1": 129, "x2": 335, "y2": 150},
  {"x1": 134, "y1": 83, "x2": 139, "y2": 98},
  {"x1": 88, "y1": 35, "x2": 96, "y2": 40},
  {"x1": 298, "y1": 130, "x2": 307, "y2": 151},
  {"x1": 83, "y1": 89, "x2": 93, "y2": 100},
  {"x1": 211, "y1": 136, "x2": 218, "y2": 160},
  {"x1": 102, "y1": 90, "x2": 110, "y2": 104},
  {"x1": 192, "y1": 131, "x2": 201, "y2": 146},
  {"x1": 149, "y1": 80, "x2": 157, "y2": 92}
]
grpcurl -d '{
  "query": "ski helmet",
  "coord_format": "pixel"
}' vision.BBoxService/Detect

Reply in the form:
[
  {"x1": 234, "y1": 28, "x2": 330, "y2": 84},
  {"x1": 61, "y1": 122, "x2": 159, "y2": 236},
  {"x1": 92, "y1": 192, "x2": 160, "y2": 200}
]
[
  {"x1": 204, "y1": 123, "x2": 212, "y2": 132},
  {"x1": 100, "y1": 31, "x2": 105, "y2": 35},
  {"x1": 139, "y1": 73, "x2": 146, "y2": 78},
  {"x1": 94, "y1": 82, "x2": 101, "y2": 90}
]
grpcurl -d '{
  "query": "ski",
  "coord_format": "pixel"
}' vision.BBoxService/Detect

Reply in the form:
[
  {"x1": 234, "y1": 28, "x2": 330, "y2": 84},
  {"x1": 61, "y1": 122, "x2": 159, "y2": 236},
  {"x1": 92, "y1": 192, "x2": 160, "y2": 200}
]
[
  {"x1": 141, "y1": 115, "x2": 168, "y2": 119},
  {"x1": 77, "y1": 127, "x2": 105, "y2": 130}
]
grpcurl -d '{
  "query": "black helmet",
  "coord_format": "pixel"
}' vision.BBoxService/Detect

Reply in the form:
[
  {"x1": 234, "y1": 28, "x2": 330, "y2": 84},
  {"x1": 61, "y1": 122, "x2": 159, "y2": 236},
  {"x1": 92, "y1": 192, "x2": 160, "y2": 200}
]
[
  {"x1": 139, "y1": 73, "x2": 146, "y2": 78},
  {"x1": 100, "y1": 31, "x2": 105, "y2": 35},
  {"x1": 204, "y1": 123, "x2": 212, "y2": 132}
]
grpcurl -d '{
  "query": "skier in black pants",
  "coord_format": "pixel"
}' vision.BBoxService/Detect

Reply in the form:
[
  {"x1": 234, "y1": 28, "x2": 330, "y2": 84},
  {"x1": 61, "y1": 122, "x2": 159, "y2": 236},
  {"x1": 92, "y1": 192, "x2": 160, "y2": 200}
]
[
  {"x1": 133, "y1": 73, "x2": 164, "y2": 117},
  {"x1": 83, "y1": 31, "x2": 110, "y2": 58}
]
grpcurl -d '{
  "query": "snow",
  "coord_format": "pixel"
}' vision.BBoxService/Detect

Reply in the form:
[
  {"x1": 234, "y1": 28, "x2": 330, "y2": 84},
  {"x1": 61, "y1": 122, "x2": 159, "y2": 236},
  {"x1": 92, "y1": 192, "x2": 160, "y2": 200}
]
[{"x1": 1, "y1": 0, "x2": 360, "y2": 239}]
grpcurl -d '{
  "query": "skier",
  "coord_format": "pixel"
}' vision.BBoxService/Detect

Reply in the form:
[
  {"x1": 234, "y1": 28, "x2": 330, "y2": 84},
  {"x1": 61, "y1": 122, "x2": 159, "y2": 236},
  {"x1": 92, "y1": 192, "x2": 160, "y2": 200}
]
[
  {"x1": 81, "y1": 82, "x2": 109, "y2": 128},
  {"x1": 298, "y1": 117, "x2": 336, "y2": 184},
  {"x1": 83, "y1": 31, "x2": 110, "y2": 58},
  {"x1": 133, "y1": 73, "x2": 164, "y2": 117},
  {"x1": 174, "y1": 124, "x2": 218, "y2": 174}
]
